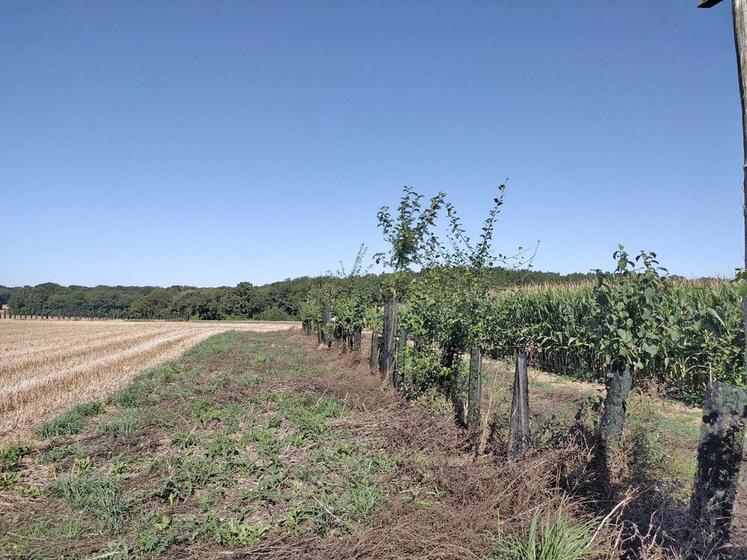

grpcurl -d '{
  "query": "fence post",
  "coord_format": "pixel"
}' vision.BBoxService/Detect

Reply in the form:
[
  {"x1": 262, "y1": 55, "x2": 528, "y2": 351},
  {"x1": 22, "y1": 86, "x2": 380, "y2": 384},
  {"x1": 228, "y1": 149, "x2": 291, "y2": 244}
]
[
  {"x1": 690, "y1": 382, "x2": 747, "y2": 554},
  {"x1": 597, "y1": 367, "x2": 633, "y2": 488},
  {"x1": 468, "y1": 347, "x2": 482, "y2": 445},
  {"x1": 322, "y1": 304, "x2": 331, "y2": 347},
  {"x1": 379, "y1": 295, "x2": 398, "y2": 384},
  {"x1": 395, "y1": 324, "x2": 407, "y2": 388},
  {"x1": 508, "y1": 352, "x2": 530, "y2": 459},
  {"x1": 369, "y1": 332, "x2": 381, "y2": 373}
]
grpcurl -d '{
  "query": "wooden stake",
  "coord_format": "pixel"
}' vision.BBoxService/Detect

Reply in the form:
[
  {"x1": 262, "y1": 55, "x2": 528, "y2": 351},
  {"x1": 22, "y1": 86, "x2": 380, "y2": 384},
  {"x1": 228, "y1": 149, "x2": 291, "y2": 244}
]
[
  {"x1": 395, "y1": 324, "x2": 407, "y2": 388},
  {"x1": 322, "y1": 303, "x2": 331, "y2": 347},
  {"x1": 467, "y1": 347, "x2": 483, "y2": 443},
  {"x1": 507, "y1": 352, "x2": 530, "y2": 459},
  {"x1": 369, "y1": 332, "x2": 379, "y2": 372},
  {"x1": 380, "y1": 295, "x2": 398, "y2": 384}
]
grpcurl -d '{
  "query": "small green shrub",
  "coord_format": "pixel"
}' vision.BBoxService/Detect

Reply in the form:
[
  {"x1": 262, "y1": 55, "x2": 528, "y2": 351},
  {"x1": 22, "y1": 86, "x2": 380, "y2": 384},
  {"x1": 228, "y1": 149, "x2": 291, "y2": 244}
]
[
  {"x1": 154, "y1": 457, "x2": 217, "y2": 505},
  {"x1": 0, "y1": 442, "x2": 26, "y2": 471},
  {"x1": 0, "y1": 442, "x2": 27, "y2": 489},
  {"x1": 202, "y1": 515, "x2": 271, "y2": 547},
  {"x1": 402, "y1": 347, "x2": 452, "y2": 398}
]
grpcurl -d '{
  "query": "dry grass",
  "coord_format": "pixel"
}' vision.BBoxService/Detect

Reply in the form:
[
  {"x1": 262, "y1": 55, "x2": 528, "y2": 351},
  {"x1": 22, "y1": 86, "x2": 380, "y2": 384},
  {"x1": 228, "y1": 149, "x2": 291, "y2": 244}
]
[{"x1": 0, "y1": 319, "x2": 294, "y2": 443}]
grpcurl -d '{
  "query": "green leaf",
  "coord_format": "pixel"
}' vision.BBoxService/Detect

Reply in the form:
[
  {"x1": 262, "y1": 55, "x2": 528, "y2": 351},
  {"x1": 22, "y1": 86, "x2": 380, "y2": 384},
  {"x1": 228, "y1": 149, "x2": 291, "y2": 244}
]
[{"x1": 707, "y1": 307, "x2": 725, "y2": 329}]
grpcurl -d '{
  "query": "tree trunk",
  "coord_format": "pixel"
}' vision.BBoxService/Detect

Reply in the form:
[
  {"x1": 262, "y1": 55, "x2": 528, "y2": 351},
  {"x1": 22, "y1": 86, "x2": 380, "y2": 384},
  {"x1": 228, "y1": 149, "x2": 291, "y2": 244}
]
[
  {"x1": 690, "y1": 382, "x2": 747, "y2": 555},
  {"x1": 597, "y1": 367, "x2": 633, "y2": 489}
]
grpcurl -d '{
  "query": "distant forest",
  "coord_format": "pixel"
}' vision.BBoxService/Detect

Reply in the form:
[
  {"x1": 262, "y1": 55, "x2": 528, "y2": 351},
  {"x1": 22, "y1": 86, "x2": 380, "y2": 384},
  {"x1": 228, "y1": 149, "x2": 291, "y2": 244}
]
[{"x1": 0, "y1": 268, "x2": 593, "y2": 321}]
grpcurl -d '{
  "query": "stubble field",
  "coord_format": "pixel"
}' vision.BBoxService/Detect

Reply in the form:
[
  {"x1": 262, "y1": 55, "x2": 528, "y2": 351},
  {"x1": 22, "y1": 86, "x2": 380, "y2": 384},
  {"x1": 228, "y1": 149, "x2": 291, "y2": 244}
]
[{"x1": 0, "y1": 319, "x2": 294, "y2": 443}]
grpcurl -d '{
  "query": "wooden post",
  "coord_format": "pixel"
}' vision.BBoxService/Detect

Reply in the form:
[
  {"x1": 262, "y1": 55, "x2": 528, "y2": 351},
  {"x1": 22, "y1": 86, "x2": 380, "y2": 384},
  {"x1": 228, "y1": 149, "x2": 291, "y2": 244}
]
[
  {"x1": 597, "y1": 367, "x2": 633, "y2": 487},
  {"x1": 352, "y1": 328, "x2": 362, "y2": 352},
  {"x1": 379, "y1": 295, "x2": 398, "y2": 384},
  {"x1": 395, "y1": 324, "x2": 407, "y2": 388},
  {"x1": 733, "y1": 1, "x2": 747, "y2": 337},
  {"x1": 690, "y1": 382, "x2": 747, "y2": 554},
  {"x1": 322, "y1": 304, "x2": 331, "y2": 347},
  {"x1": 369, "y1": 332, "x2": 379, "y2": 372},
  {"x1": 467, "y1": 347, "x2": 482, "y2": 442},
  {"x1": 507, "y1": 352, "x2": 530, "y2": 459},
  {"x1": 316, "y1": 321, "x2": 322, "y2": 345},
  {"x1": 441, "y1": 345, "x2": 466, "y2": 425}
]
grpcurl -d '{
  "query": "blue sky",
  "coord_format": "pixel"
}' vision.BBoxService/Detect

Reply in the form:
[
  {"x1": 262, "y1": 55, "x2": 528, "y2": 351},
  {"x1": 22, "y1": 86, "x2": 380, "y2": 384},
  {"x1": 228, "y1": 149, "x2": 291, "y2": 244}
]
[{"x1": 0, "y1": 1, "x2": 742, "y2": 287}]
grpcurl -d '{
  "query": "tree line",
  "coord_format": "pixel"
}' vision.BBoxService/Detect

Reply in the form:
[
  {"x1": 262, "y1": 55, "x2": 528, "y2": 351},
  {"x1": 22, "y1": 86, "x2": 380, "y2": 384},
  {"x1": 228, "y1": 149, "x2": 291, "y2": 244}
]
[{"x1": 0, "y1": 268, "x2": 590, "y2": 321}]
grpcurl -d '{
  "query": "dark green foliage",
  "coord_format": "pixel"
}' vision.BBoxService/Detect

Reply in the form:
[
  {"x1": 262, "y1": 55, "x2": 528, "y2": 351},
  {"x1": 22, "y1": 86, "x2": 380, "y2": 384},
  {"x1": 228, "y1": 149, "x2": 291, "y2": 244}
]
[
  {"x1": 0, "y1": 266, "x2": 590, "y2": 322},
  {"x1": 484, "y1": 251, "x2": 745, "y2": 399},
  {"x1": 0, "y1": 443, "x2": 27, "y2": 489}
]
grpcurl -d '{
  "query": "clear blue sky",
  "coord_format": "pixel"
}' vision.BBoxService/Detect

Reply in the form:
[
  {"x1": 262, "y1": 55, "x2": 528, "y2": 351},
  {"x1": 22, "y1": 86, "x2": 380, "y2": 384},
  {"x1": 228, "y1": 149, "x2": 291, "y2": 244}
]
[{"x1": 0, "y1": 1, "x2": 742, "y2": 287}]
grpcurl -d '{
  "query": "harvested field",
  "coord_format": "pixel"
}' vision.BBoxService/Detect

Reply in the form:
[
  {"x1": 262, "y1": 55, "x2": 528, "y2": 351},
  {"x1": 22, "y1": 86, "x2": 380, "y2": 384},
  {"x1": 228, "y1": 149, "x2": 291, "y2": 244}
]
[{"x1": 0, "y1": 319, "x2": 294, "y2": 443}]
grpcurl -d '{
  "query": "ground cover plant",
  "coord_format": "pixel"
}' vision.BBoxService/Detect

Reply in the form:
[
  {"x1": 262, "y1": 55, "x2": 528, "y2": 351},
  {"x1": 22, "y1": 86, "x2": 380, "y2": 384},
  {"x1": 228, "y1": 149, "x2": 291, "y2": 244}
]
[
  {"x1": 0, "y1": 330, "x2": 638, "y2": 560},
  {"x1": 4, "y1": 329, "x2": 743, "y2": 558}
]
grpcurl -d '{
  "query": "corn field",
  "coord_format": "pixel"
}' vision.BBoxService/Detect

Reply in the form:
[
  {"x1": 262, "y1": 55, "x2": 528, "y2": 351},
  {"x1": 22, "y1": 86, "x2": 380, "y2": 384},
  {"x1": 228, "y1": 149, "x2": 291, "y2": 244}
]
[{"x1": 482, "y1": 279, "x2": 743, "y2": 399}]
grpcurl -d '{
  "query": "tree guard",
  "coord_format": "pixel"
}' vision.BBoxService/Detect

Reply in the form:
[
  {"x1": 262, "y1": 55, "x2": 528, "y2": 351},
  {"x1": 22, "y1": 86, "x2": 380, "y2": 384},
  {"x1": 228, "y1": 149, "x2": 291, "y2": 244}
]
[{"x1": 690, "y1": 382, "x2": 747, "y2": 554}]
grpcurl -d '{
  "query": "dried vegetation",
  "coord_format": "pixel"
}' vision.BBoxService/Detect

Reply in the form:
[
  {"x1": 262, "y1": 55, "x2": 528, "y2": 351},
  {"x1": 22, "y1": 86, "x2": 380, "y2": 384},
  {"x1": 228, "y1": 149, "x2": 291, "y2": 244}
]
[{"x1": 0, "y1": 319, "x2": 292, "y2": 443}]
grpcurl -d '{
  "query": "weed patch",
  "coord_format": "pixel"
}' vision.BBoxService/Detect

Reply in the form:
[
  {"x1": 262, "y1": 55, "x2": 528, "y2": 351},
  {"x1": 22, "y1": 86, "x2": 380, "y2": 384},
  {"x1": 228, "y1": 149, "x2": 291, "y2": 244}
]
[{"x1": 37, "y1": 401, "x2": 103, "y2": 438}]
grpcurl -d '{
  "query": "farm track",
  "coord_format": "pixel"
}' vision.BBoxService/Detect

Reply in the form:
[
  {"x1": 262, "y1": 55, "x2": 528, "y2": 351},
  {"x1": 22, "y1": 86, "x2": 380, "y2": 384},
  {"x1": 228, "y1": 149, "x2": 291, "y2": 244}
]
[{"x1": 0, "y1": 319, "x2": 294, "y2": 443}]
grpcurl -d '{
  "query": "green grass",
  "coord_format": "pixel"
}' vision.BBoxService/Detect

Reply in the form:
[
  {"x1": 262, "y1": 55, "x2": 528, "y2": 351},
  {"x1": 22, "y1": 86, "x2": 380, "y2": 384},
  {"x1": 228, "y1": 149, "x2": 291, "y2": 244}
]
[
  {"x1": 493, "y1": 504, "x2": 597, "y2": 560},
  {"x1": 482, "y1": 357, "x2": 703, "y2": 506},
  {"x1": 1, "y1": 332, "x2": 401, "y2": 558},
  {"x1": 102, "y1": 408, "x2": 145, "y2": 437},
  {"x1": 36, "y1": 400, "x2": 104, "y2": 438}
]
